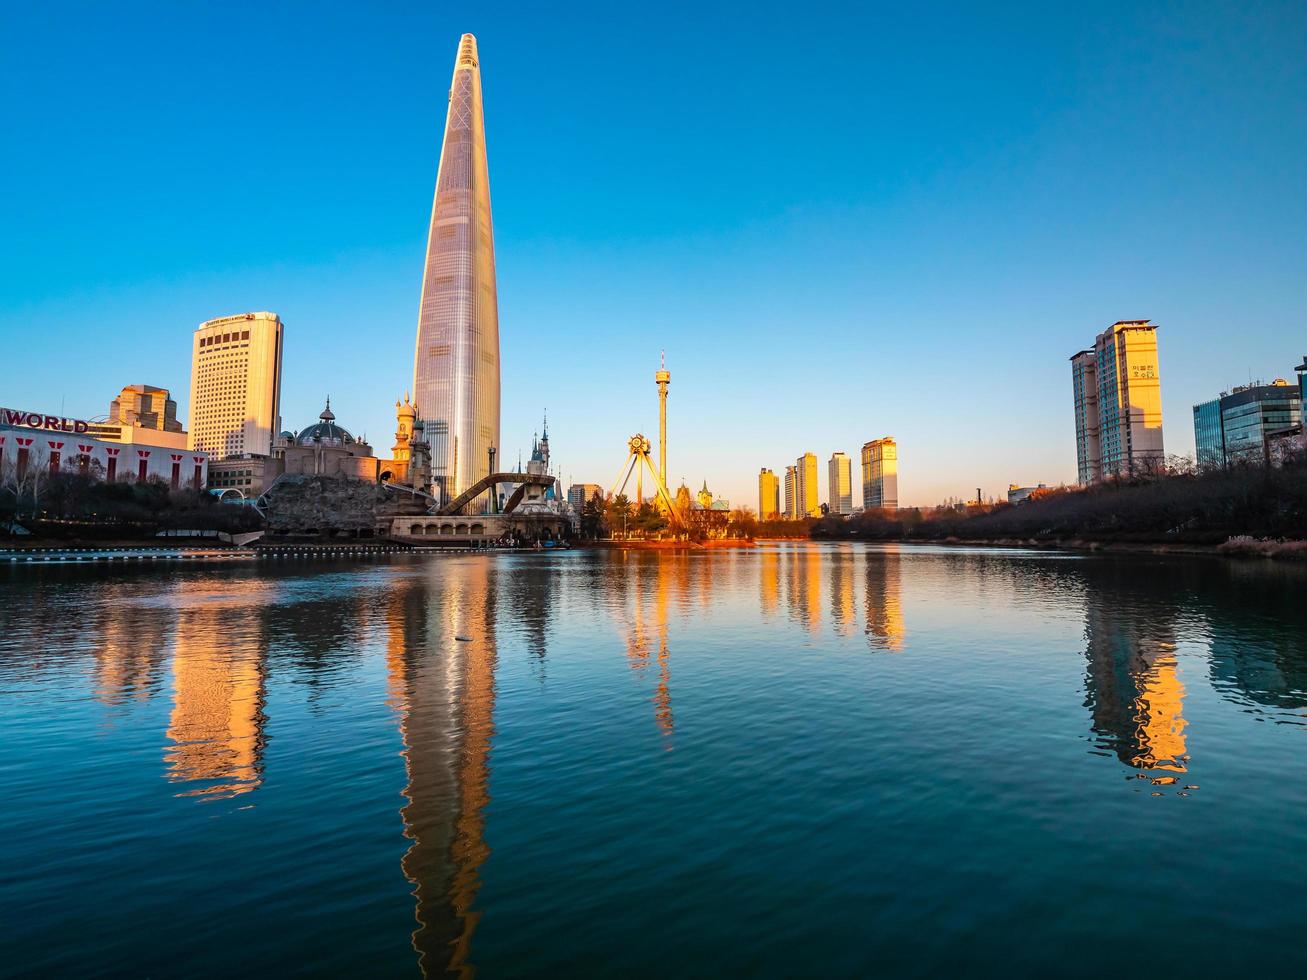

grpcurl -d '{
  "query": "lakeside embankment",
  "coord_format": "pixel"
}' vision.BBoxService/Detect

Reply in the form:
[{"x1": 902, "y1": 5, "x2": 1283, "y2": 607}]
[{"x1": 809, "y1": 465, "x2": 1307, "y2": 559}]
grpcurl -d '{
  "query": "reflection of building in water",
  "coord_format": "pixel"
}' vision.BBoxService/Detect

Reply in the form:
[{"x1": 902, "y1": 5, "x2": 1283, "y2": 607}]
[
  {"x1": 164, "y1": 594, "x2": 267, "y2": 799},
  {"x1": 1208, "y1": 624, "x2": 1307, "y2": 716},
  {"x1": 388, "y1": 560, "x2": 498, "y2": 977},
  {"x1": 759, "y1": 548, "x2": 780, "y2": 617},
  {"x1": 1083, "y1": 599, "x2": 1187, "y2": 772},
  {"x1": 785, "y1": 546, "x2": 822, "y2": 634},
  {"x1": 95, "y1": 589, "x2": 174, "y2": 705},
  {"x1": 863, "y1": 547, "x2": 905, "y2": 651},
  {"x1": 829, "y1": 549, "x2": 856, "y2": 636}
]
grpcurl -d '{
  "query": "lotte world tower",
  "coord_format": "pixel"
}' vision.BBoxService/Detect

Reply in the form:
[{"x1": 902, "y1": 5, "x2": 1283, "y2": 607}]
[{"x1": 413, "y1": 34, "x2": 500, "y2": 505}]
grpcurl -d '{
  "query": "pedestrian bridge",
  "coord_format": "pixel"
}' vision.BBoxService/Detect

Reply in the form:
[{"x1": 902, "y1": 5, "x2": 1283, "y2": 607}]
[{"x1": 435, "y1": 472, "x2": 556, "y2": 516}]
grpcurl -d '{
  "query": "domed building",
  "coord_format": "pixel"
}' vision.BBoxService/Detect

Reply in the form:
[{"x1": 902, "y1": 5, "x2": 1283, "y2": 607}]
[
  {"x1": 293, "y1": 399, "x2": 361, "y2": 449},
  {"x1": 266, "y1": 397, "x2": 430, "y2": 489}
]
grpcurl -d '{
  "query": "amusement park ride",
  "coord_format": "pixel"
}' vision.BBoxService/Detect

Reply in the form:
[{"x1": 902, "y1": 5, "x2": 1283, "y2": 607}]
[{"x1": 608, "y1": 353, "x2": 686, "y2": 531}]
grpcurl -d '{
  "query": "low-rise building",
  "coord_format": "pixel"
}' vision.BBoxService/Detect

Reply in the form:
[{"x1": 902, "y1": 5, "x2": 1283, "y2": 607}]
[
  {"x1": 1, "y1": 404, "x2": 208, "y2": 488},
  {"x1": 1007, "y1": 484, "x2": 1049, "y2": 505}
]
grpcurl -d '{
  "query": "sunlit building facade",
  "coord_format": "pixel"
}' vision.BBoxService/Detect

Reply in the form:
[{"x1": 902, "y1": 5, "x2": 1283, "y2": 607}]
[
  {"x1": 187, "y1": 312, "x2": 283, "y2": 459},
  {"x1": 795, "y1": 452, "x2": 820, "y2": 517},
  {"x1": 568, "y1": 483, "x2": 602, "y2": 511},
  {"x1": 1070, "y1": 349, "x2": 1100, "y2": 484},
  {"x1": 827, "y1": 452, "x2": 852, "y2": 515},
  {"x1": 758, "y1": 467, "x2": 779, "y2": 520},
  {"x1": 413, "y1": 34, "x2": 501, "y2": 507},
  {"x1": 860, "y1": 437, "x2": 898, "y2": 510},
  {"x1": 783, "y1": 465, "x2": 797, "y2": 519},
  {"x1": 1071, "y1": 320, "x2": 1164, "y2": 482}
]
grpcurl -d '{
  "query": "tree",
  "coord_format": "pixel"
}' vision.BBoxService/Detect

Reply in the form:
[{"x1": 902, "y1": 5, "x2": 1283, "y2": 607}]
[{"x1": 607, "y1": 494, "x2": 632, "y2": 538}]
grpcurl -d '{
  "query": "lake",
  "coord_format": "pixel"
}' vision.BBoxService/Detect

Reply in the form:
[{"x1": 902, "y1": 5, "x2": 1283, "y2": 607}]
[{"x1": 2, "y1": 543, "x2": 1305, "y2": 977}]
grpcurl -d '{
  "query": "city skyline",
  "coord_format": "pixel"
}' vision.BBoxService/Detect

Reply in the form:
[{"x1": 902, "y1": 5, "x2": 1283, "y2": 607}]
[{"x1": 4, "y1": 3, "x2": 1306, "y2": 508}]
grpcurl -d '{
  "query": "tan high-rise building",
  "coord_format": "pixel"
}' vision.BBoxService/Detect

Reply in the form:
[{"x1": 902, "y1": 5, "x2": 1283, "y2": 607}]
[
  {"x1": 827, "y1": 452, "x2": 852, "y2": 515},
  {"x1": 187, "y1": 312, "x2": 283, "y2": 459},
  {"x1": 758, "y1": 467, "x2": 780, "y2": 520},
  {"x1": 795, "y1": 452, "x2": 820, "y2": 517},
  {"x1": 783, "y1": 465, "x2": 798, "y2": 519},
  {"x1": 110, "y1": 385, "x2": 182, "y2": 432},
  {"x1": 413, "y1": 34, "x2": 500, "y2": 506},
  {"x1": 1071, "y1": 320, "x2": 1164, "y2": 482},
  {"x1": 87, "y1": 384, "x2": 189, "y2": 450},
  {"x1": 861, "y1": 437, "x2": 898, "y2": 510}
]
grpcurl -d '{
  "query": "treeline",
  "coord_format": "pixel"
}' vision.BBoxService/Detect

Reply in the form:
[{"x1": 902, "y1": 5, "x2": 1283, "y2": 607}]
[
  {"x1": 811, "y1": 465, "x2": 1307, "y2": 544},
  {"x1": 1, "y1": 472, "x2": 262, "y2": 539},
  {"x1": 577, "y1": 493, "x2": 762, "y2": 541}
]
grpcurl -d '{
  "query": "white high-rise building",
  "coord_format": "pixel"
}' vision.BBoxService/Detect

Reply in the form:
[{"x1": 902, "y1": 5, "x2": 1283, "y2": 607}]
[
  {"x1": 187, "y1": 312, "x2": 283, "y2": 459},
  {"x1": 827, "y1": 452, "x2": 852, "y2": 515}
]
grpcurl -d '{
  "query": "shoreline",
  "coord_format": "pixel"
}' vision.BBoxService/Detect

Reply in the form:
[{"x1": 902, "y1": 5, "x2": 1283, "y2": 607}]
[{"x1": 808, "y1": 535, "x2": 1307, "y2": 560}]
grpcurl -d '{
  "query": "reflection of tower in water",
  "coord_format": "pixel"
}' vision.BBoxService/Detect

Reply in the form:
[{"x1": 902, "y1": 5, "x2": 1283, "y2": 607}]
[
  {"x1": 388, "y1": 561, "x2": 498, "y2": 977},
  {"x1": 863, "y1": 547, "x2": 905, "y2": 651},
  {"x1": 164, "y1": 586, "x2": 267, "y2": 799},
  {"x1": 624, "y1": 555, "x2": 679, "y2": 741},
  {"x1": 1083, "y1": 597, "x2": 1187, "y2": 773}
]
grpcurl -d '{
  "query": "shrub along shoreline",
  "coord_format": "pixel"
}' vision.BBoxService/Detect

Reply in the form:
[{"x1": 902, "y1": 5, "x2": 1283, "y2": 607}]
[{"x1": 808, "y1": 466, "x2": 1307, "y2": 557}]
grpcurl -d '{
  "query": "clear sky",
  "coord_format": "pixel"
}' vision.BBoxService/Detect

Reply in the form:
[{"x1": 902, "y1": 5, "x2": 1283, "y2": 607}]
[{"x1": 2, "y1": 1, "x2": 1305, "y2": 508}]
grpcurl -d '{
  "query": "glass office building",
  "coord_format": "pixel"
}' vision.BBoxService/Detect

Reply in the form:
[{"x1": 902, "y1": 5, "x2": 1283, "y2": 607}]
[
  {"x1": 413, "y1": 34, "x2": 500, "y2": 506},
  {"x1": 1191, "y1": 381, "x2": 1301, "y2": 468},
  {"x1": 1192, "y1": 398, "x2": 1224, "y2": 470}
]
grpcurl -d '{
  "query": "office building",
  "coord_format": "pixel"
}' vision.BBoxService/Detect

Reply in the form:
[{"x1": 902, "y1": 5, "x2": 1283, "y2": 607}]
[
  {"x1": 1193, "y1": 379, "x2": 1301, "y2": 469},
  {"x1": 758, "y1": 467, "x2": 780, "y2": 520},
  {"x1": 1071, "y1": 320, "x2": 1164, "y2": 483},
  {"x1": 795, "y1": 452, "x2": 820, "y2": 517},
  {"x1": 861, "y1": 437, "x2": 898, "y2": 510},
  {"x1": 827, "y1": 452, "x2": 852, "y2": 515},
  {"x1": 783, "y1": 465, "x2": 797, "y2": 519},
  {"x1": 413, "y1": 34, "x2": 501, "y2": 507},
  {"x1": 568, "y1": 483, "x2": 602, "y2": 511},
  {"x1": 188, "y1": 312, "x2": 283, "y2": 459}
]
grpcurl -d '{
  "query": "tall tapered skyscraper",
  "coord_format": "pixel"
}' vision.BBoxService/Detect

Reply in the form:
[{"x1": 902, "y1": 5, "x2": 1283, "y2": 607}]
[{"x1": 413, "y1": 34, "x2": 500, "y2": 504}]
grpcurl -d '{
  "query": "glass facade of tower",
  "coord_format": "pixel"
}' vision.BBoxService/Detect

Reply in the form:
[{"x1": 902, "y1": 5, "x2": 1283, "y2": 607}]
[
  {"x1": 413, "y1": 34, "x2": 500, "y2": 506},
  {"x1": 1192, "y1": 398, "x2": 1224, "y2": 470}
]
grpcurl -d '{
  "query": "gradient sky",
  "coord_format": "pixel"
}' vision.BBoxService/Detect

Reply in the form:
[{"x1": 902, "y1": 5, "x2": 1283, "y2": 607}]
[{"x1": 3, "y1": 1, "x2": 1305, "y2": 508}]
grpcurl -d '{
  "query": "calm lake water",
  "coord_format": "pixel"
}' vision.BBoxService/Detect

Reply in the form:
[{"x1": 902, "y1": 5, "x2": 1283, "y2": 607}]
[{"x1": 2, "y1": 543, "x2": 1306, "y2": 977}]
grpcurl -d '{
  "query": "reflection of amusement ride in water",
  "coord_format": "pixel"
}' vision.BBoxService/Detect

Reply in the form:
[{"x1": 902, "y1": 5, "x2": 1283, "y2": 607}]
[{"x1": 622, "y1": 554, "x2": 680, "y2": 742}]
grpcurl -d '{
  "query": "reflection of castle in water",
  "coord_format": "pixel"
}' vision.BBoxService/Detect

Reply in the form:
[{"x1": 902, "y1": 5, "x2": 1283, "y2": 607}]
[
  {"x1": 387, "y1": 561, "x2": 497, "y2": 977},
  {"x1": 1083, "y1": 596, "x2": 1187, "y2": 773},
  {"x1": 164, "y1": 588, "x2": 268, "y2": 798}
]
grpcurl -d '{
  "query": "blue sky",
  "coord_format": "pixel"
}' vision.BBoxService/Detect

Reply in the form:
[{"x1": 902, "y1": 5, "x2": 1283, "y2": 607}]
[{"x1": 2, "y1": 1, "x2": 1304, "y2": 507}]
